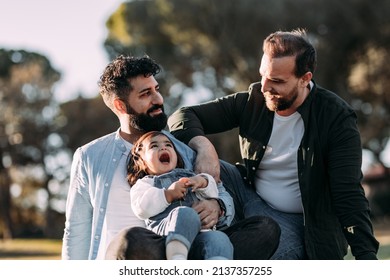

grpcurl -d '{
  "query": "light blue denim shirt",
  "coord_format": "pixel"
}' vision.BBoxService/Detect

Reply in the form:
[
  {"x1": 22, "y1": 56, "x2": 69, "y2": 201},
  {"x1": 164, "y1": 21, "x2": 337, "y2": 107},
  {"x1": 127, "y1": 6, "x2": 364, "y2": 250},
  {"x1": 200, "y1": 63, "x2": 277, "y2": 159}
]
[{"x1": 61, "y1": 129, "x2": 234, "y2": 260}]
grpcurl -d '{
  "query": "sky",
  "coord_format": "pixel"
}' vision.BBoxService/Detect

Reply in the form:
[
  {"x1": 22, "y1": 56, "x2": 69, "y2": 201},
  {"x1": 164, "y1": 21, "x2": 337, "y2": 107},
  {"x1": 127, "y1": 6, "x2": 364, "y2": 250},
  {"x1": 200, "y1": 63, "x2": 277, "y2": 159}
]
[{"x1": 0, "y1": 0, "x2": 125, "y2": 103}]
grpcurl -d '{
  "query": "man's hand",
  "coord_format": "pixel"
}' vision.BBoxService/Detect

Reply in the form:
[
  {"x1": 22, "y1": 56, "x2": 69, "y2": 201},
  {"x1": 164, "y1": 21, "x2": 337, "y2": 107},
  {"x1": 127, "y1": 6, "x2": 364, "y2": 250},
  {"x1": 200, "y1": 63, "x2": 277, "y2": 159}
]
[
  {"x1": 188, "y1": 136, "x2": 221, "y2": 183},
  {"x1": 192, "y1": 199, "x2": 220, "y2": 229}
]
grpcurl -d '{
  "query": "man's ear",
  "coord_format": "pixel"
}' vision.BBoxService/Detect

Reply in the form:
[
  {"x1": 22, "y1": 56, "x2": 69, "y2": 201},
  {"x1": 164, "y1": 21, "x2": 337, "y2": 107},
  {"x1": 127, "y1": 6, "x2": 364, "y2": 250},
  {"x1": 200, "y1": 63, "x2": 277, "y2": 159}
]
[
  {"x1": 300, "y1": 72, "x2": 313, "y2": 88},
  {"x1": 113, "y1": 99, "x2": 127, "y2": 114}
]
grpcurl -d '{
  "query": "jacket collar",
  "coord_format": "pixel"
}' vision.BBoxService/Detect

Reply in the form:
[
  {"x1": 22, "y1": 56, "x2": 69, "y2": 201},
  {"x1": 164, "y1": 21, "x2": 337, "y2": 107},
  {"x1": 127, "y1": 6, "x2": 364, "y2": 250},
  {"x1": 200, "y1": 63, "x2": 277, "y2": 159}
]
[{"x1": 297, "y1": 80, "x2": 316, "y2": 122}]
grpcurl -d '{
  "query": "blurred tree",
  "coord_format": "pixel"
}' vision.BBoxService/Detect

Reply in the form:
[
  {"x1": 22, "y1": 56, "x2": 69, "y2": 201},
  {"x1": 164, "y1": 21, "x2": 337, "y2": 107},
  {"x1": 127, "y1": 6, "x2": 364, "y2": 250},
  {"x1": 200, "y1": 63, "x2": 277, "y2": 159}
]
[
  {"x1": 103, "y1": 0, "x2": 390, "y2": 165},
  {"x1": 0, "y1": 49, "x2": 61, "y2": 239},
  {"x1": 57, "y1": 95, "x2": 118, "y2": 154},
  {"x1": 348, "y1": 46, "x2": 390, "y2": 160}
]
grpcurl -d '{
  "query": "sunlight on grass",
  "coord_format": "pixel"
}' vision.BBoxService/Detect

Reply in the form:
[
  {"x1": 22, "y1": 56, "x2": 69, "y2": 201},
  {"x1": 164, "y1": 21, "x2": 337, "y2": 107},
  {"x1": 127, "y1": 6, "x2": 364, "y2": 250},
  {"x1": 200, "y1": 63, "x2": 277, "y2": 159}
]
[
  {"x1": 0, "y1": 239, "x2": 62, "y2": 260},
  {"x1": 1, "y1": 224, "x2": 389, "y2": 260}
]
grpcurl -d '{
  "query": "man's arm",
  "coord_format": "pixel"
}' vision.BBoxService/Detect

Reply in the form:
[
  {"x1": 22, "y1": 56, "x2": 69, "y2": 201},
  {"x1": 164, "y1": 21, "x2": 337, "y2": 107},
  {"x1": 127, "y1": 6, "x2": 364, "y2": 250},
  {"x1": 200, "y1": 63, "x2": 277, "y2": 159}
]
[
  {"x1": 188, "y1": 136, "x2": 221, "y2": 182},
  {"x1": 168, "y1": 92, "x2": 248, "y2": 180},
  {"x1": 328, "y1": 112, "x2": 379, "y2": 259},
  {"x1": 62, "y1": 148, "x2": 93, "y2": 260},
  {"x1": 168, "y1": 91, "x2": 247, "y2": 144}
]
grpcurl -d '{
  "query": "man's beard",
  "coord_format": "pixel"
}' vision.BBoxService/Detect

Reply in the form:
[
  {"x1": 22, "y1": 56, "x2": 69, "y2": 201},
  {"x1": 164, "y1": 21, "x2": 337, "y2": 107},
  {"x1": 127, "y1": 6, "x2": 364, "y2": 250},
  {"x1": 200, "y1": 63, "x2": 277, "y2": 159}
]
[
  {"x1": 264, "y1": 86, "x2": 298, "y2": 112},
  {"x1": 126, "y1": 104, "x2": 168, "y2": 132}
]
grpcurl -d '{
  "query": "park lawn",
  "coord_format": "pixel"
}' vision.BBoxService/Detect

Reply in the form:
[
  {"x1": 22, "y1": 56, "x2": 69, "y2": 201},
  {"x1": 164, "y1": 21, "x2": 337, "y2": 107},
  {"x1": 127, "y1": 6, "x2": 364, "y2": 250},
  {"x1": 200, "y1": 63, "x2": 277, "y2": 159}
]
[
  {"x1": 0, "y1": 239, "x2": 62, "y2": 260},
  {"x1": 378, "y1": 243, "x2": 390, "y2": 260},
  {"x1": 1, "y1": 226, "x2": 389, "y2": 260}
]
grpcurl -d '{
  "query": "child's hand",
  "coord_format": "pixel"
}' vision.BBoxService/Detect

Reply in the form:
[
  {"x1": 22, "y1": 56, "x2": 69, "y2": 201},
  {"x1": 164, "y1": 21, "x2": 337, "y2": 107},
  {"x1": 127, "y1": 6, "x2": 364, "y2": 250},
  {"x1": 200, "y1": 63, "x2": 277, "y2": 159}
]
[
  {"x1": 165, "y1": 180, "x2": 189, "y2": 203},
  {"x1": 180, "y1": 175, "x2": 208, "y2": 192},
  {"x1": 178, "y1": 177, "x2": 190, "y2": 184}
]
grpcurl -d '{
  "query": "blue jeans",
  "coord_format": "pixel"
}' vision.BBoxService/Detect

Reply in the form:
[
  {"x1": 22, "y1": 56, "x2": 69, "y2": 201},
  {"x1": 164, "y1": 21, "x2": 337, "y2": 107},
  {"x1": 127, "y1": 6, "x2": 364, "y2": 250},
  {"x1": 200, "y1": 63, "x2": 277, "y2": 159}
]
[
  {"x1": 153, "y1": 206, "x2": 233, "y2": 259},
  {"x1": 220, "y1": 160, "x2": 307, "y2": 260},
  {"x1": 105, "y1": 215, "x2": 279, "y2": 260}
]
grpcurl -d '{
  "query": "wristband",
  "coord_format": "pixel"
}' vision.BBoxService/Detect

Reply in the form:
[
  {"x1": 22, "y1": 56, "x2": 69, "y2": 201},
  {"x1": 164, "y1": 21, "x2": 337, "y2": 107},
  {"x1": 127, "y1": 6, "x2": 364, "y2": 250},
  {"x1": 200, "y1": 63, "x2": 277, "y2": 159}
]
[{"x1": 214, "y1": 198, "x2": 226, "y2": 217}]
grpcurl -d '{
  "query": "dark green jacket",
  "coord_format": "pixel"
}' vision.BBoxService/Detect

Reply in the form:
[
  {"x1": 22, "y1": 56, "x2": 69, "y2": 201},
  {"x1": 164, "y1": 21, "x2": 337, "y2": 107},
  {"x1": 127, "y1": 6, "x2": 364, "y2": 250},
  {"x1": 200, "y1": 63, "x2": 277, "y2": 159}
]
[{"x1": 169, "y1": 81, "x2": 379, "y2": 259}]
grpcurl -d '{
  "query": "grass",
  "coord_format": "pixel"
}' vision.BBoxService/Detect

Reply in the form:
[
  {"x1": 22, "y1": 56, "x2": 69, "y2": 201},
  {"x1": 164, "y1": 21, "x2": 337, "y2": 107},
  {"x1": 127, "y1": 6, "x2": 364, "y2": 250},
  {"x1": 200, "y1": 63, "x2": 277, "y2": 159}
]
[
  {"x1": 345, "y1": 243, "x2": 390, "y2": 260},
  {"x1": 1, "y1": 223, "x2": 389, "y2": 260},
  {"x1": 0, "y1": 239, "x2": 62, "y2": 260}
]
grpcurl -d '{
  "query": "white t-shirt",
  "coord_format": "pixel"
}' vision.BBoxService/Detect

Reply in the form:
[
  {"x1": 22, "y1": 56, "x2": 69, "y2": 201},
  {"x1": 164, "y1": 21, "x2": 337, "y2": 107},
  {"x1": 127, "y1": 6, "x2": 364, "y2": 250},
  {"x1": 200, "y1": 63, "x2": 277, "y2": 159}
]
[
  {"x1": 95, "y1": 138, "x2": 145, "y2": 259},
  {"x1": 255, "y1": 111, "x2": 304, "y2": 213}
]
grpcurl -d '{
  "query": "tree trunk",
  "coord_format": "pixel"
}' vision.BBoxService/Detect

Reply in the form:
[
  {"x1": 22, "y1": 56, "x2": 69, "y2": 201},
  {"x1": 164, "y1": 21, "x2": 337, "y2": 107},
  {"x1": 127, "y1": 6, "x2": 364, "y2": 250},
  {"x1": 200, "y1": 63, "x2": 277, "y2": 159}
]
[{"x1": 0, "y1": 148, "x2": 13, "y2": 240}]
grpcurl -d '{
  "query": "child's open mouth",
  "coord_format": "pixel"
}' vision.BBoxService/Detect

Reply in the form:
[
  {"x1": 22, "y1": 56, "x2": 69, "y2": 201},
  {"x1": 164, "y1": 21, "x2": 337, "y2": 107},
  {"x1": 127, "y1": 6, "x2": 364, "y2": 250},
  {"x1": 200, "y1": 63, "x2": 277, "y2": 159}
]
[{"x1": 159, "y1": 152, "x2": 170, "y2": 163}]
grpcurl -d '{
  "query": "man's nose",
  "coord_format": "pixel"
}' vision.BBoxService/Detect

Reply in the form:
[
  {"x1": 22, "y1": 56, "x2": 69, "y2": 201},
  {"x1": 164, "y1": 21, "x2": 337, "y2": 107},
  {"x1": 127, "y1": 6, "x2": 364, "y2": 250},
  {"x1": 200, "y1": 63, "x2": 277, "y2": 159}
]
[
  {"x1": 152, "y1": 91, "x2": 163, "y2": 104},
  {"x1": 261, "y1": 78, "x2": 271, "y2": 93}
]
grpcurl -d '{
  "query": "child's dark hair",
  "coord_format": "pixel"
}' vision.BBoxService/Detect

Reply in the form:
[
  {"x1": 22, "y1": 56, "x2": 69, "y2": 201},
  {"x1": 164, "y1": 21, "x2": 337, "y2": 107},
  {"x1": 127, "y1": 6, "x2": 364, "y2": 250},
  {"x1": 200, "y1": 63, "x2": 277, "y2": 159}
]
[{"x1": 127, "y1": 131, "x2": 185, "y2": 186}]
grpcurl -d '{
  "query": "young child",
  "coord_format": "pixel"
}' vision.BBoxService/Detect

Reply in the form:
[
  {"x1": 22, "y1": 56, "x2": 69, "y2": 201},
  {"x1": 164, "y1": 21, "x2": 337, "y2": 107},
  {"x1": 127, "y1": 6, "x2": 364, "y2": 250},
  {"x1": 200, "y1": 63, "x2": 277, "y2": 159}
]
[{"x1": 127, "y1": 131, "x2": 233, "y2": 260}]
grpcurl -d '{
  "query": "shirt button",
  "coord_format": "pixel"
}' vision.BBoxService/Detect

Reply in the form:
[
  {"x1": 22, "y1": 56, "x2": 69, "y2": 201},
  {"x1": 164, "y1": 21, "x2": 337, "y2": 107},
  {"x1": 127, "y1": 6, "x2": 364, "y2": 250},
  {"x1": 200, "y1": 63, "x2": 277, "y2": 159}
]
[
  {"x1": 94, "y1": 235, "x2": 99, "y2": 240},
  {"x1": 113, "y1": 158, "x2": 117, "y2": 162},
  {"x1": 105, "y1": 183, "x2": 108, "y2": 187},
  {"x1": 252, "y1": 167, "x2": 256, "y2": 170},
  {"x1": 99, "y1": 208, "x2": 104, "y2": 213}
]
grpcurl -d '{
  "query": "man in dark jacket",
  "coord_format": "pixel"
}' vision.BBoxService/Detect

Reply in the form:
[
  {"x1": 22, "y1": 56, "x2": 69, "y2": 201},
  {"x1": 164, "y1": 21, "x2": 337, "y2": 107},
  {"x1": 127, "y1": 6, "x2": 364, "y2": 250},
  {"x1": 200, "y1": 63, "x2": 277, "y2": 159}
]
[{"x1": 168, "y1": 29, "x2": 379, "y2": 259}]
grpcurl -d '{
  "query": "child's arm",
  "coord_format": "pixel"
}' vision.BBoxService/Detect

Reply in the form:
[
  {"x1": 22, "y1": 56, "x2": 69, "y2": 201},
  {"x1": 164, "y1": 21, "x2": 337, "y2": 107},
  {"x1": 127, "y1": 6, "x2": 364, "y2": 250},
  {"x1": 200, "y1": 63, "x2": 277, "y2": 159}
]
[
  {"x1": 130, "y1": 177, "x2": 170, "y2": 220},
  {"x1": 182, "y1": 174, "x2": 218, "y2": 199}
]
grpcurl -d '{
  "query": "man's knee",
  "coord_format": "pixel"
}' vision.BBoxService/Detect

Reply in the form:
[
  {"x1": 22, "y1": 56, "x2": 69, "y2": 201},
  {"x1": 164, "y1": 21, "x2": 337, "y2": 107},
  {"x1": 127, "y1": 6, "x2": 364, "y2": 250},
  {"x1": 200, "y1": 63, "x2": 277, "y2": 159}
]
[
  {"x1": 223, "y1": 216, "x2": 281, "y2": 260},
  {"x1": 271, "y1": 245, "x2": 307, "y2": 260},
  {"x1": 189, "y1": 231, "x2": 233, "y2": 260},
  {"x1": 105, "y1": 227, "x2": 166, "y2": 260}
]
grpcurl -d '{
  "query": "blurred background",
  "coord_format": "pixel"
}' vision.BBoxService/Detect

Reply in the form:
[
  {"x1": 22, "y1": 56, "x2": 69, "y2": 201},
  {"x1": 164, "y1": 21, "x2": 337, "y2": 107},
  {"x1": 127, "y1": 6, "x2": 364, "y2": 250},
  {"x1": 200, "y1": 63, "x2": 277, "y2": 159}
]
[{"x1": 0, "y1": 0, "x2": 389, "y2": 258}]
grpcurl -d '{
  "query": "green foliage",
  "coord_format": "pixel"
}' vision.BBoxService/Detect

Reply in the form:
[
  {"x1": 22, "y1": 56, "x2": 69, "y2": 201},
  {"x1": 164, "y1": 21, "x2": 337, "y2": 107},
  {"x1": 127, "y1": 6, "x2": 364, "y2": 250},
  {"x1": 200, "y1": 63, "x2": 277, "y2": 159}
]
[
  {"x1": 0, "y1": 49, "x2": 61, "y2": 239},
  {"x1": 57, "y1": 96, "x2": 118, "y2": 153},
  {"x1": 103, "y1": 0, "x2": 390, "y2": 161},
  {"x1": 0, "y1": 49, "x2": 61, "y2": 165}
]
